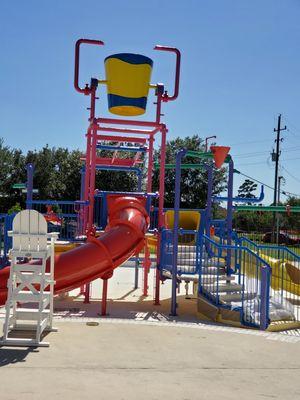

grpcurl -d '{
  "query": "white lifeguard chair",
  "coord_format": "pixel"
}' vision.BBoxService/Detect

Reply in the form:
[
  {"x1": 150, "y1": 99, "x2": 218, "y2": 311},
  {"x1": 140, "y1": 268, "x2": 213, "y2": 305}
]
[{"x1": 1, "y1": 209, "x2": 58, "y2": 347}]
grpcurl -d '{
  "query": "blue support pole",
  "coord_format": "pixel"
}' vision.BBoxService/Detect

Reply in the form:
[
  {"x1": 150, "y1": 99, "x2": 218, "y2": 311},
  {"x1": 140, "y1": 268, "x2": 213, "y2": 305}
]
[
  {"x1": 205, "y1": 163, "x2": 213, "y2": 236},
  {"x1": 26, "y1": 163, "x2": 34, "y2": 209},
  {"x1": 171, "y1": 149, "x2": 187, "y2": 316},
  {"x1": 226, "y1": 159, "x2": 234, "y2": 271},
  {"x1": 137, "y1": 171, "x2": 142, "y2": 192},
  {"x1": 260, "y1": 265, "x2": 271, "y2": 330}
]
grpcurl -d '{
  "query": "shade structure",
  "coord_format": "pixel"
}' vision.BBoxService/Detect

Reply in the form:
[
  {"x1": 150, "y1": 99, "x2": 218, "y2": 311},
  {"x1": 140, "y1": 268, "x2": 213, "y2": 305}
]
[{"x1": 210, "y1": 146, "x2": 231, "y2": 168}]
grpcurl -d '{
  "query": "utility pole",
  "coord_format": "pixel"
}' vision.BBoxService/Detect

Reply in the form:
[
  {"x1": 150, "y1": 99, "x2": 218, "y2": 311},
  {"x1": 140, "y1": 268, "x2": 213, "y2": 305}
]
[
  {"x1": 272, "y1": 114, "x2": 286, "y2": 243},
  {"x1": 273, "y1": 114, "x2": 286, "y2": 206}
]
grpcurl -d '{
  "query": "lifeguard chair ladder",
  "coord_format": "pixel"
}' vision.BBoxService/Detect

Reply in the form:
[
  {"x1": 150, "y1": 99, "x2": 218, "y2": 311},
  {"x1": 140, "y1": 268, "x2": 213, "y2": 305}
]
[{"x1": 1, "y1": 210, "x2": 58, "y2": 347}]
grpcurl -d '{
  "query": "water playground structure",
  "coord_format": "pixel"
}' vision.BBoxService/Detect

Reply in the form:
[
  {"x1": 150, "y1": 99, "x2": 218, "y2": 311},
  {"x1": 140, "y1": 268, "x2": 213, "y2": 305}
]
[{"x1": 1, "y1": 38, "x2": 300, "y2": 346}]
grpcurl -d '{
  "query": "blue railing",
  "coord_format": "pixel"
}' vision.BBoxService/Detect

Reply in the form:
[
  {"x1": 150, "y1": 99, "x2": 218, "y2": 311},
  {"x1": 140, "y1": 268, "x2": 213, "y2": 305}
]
[
  {"x1": 235, "y1": 236, "x2": 300, "y2": 323},
  {"x1": 27, "y1": 200, "x2": 88, "y2": 241},
  {"x1": 0, "y1": 213, "x2": 15, "y2": 268},
  {"x1": 159, "y1": 228, "x2": 200, "y2": 276},
  {"x1": 199, "y1": 234, "x2": 271, "y2": 329}
]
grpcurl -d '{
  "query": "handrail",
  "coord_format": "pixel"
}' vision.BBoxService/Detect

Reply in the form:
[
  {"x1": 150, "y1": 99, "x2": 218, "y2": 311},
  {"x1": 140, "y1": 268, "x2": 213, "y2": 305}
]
[
  {"x1": 202, "y1": 234, "x2": 271, "y2": 330},
  {"x1": 238, "y1": 236, "x2": 300, "y2": 261},
  {"x1": 154, "y1": 45, "x2": 181, "y2": 101},
  {"x1": 74, "y1": 38, "x2": 104, "y2": 95},
  {"x1": 203, "y1": 234, "x2": 272, "y2": 267}
]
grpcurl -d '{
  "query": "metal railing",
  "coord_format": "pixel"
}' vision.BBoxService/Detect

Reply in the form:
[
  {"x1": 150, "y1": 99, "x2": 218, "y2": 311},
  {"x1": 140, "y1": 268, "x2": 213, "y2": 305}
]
[
  {"x1": 159, "y1": 228, "x2": 199, "y2": 276},
  {"x1": 199, "y1": 234, "x2": 271, "y2": 329},
  {"x1": 236, "y1": 236, "x2": 300, "y2": 322},
  {"x1": 27, "y1": 200, "x2": 88, "y2": 240}
]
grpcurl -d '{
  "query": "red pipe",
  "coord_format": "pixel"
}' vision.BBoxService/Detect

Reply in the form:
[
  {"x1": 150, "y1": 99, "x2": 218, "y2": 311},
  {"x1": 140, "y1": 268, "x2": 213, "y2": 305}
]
[
  {"x1": 154, "y1": 45, "x2": 181, "y2": 102},
  {"x1": 0, "y1": 196, "x2": 149, "y2": 305},
  {"x1": 74, "y1": 38, "x2": 104, "y2": 95}
]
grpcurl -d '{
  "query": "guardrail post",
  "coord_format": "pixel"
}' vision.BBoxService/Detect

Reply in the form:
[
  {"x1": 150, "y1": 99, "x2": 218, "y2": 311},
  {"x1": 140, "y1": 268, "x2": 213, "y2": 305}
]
[
  {"x1": 26, "y1": 163, "x2": 34, "y2": 209},
  {"x1": 260, "y1": 265, "x2": 271, "y2": 330},
  {"x1": 171, "y1": 149, "x2": 187, "y2": 316}
]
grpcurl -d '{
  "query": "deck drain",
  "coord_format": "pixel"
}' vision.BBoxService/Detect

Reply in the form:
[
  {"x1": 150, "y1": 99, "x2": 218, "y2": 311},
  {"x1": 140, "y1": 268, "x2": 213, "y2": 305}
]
[{"x1": 86, "y1": 321, "x2": 99, "y2": 326}]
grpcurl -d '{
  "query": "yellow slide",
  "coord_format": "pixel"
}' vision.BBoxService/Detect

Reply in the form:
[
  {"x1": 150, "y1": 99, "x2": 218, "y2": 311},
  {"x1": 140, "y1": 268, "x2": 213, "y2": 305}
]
[
  {"x1": 147, "y1": 210, "x2": 201, "y2": 251},
  {"x1": 259, "y1": 254, "x2": 300, "y2": 296}
]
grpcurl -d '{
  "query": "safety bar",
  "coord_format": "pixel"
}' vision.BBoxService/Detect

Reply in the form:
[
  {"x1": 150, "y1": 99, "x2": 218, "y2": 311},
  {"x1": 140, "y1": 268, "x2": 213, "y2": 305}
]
[
  {"x1": 74, "y1": 38, "x2": 104, "y2": 95},
  {"x1": 154, "y1": 45, "x2": 181, "y2": 101}
]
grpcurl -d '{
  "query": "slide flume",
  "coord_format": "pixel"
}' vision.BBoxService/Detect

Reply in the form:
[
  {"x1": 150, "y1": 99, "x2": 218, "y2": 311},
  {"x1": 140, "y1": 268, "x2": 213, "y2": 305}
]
[{"x1": 0, "y1": 196, "x2": 149, "y2": 305}]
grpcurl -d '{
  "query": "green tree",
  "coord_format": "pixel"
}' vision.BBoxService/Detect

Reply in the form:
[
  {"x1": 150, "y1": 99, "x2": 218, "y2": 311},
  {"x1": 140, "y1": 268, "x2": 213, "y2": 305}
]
[
  {"x1": 237, "y1": 179, "x2": 258, "y2": 201},
  {"x1": 281, "y1": 196, "x2": 300, "y2": 232},
  {"x1": 0, "y1": 139, "x2": 26, "y2": 212},
  {"x1": 152, "y1": 135, "x2": 227, "y2": 208}
]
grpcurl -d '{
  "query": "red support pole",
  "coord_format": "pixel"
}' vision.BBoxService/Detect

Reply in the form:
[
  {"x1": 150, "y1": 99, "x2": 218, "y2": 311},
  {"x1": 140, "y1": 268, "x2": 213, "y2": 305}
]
[
  {"x1": 147, "y1": 135, "x2": 155, "y2": 193},
  {"x1": 83, "y1": 283, "x2": 90, "y2": 304},
  {"x1": 154, "y1": 125, "x2": 167, "y2": 305},
  {"x1": 101, "y1": 278, "x2": 108, "y2": 316}
]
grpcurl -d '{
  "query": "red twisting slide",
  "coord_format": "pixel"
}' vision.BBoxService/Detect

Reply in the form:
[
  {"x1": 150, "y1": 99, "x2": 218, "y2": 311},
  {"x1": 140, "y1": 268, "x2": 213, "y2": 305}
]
[{"x1": 0, "y1": 196, "x2": 149, "y2": 305}]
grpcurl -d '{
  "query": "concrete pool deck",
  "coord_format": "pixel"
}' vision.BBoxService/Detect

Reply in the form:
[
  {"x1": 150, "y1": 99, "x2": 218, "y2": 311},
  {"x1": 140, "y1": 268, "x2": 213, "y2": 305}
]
[{"x1": 1, "y1": 265, "x2": 300, "y2": 399}]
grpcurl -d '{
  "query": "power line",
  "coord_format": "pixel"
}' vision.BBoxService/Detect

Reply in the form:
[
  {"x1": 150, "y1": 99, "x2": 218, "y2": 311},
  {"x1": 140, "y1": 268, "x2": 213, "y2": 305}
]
[
  {"x1": 280, "y1": 166, "x2": 300, "y2": 184},
  {"x1": 235, "y1": 170, "x2": 300, "y2": 199},
  {"x1": 230, "y1": 138, "x2": 271, "y2": 146},
  {"x1": 233, "y1": 145, "x2": 300, "y2": 158}
]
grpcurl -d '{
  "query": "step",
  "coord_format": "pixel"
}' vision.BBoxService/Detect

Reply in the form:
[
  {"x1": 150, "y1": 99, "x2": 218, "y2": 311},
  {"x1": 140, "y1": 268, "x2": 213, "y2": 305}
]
[
  {"x1": 201, "y1": 267, "x2": 226, "y2": 275},
  {"x1": 219, "y1": 293, "x2": 243, "y2": 302},
  {"x1": 0, "y1": 338, "x2": 49, "y2": 347},
  {"x1": 176, "y1": 264, "x2": 197, "y2": 272},
  {"x1": 15, "y1": 272, "x2": 52, "y2": 284},
  {"x1": 203, "y1": 258, "x2": 226, "y2": 267},
  {"x1": 178, "y1": 266, "x2": 196, "y2": 274},
  {"x1": 178, "y1": 245, "x2": 196, "y2": 252},
  {"x1": 219, "y1": 292, "x2": 257, "y2": 303},
  {"x1": 201, "y1": 275, "x2": 235, "y2": 284},
  {"x1": 203, "y1": 283, "x2": 244, "y2": 293},
  {"x1": 177, "y1": 258, "x2": 196, "y2": 265},
  {"x1": 15, "y1": 308, "x2": 50, "y2": 321},
  {"x1": 13, "y1": 291, "x2": 50, "y2": 303},
  {"x1": 12, "y1": 264, "x2": 43, "y2": 273}
]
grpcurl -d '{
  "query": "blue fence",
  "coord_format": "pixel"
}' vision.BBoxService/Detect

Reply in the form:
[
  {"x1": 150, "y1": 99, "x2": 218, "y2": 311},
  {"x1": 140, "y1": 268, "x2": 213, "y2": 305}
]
[
  {"x1": 0, "y1": 213, "x2": 15, "y2": 268},
  {"x1": 27, "y1": 200, "x2": 87, "y2": 241}
]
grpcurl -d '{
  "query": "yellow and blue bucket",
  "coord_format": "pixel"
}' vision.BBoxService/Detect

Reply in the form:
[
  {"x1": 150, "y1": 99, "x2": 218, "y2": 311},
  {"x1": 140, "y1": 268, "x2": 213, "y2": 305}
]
[{"x1": 104, "y1": 53, "x2": 153, "y2": 116}]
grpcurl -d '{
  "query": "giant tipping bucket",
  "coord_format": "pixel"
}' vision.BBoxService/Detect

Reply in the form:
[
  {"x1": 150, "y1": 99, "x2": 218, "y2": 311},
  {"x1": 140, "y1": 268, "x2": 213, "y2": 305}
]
[{"x1": 104, "y1": 53, "x2": 153, "y2": 116}]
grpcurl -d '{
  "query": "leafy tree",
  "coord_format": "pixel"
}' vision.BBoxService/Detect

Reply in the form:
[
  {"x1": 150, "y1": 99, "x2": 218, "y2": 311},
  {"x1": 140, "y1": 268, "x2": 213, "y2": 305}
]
[
  {"x1": 152, "y1": 135, "x2": 227, "y2": 208},
  {"x1": 281, "y1": 196, "x2": 300, "y2": 232},
  {"x1": 237, "y1": 179, "x2": 258, "y2": 201},
  {"x1": 8, "y1": 202, "x2": 22, "y2": 215},
  {"x1": 0, "y1": 139, "x2": 26, "y2": 212}
]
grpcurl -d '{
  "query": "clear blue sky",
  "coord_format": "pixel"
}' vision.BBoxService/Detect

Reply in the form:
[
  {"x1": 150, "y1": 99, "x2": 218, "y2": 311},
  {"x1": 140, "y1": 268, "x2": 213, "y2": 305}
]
[{"x1": 1, "y1": 0, "x2": 300, "y2": 203}]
